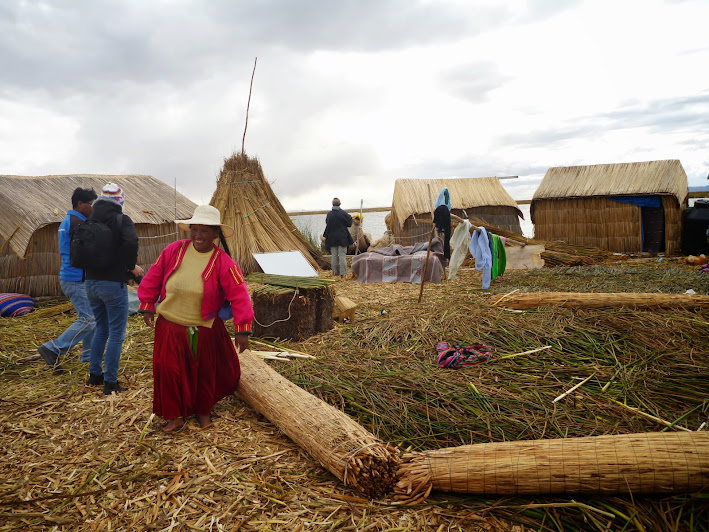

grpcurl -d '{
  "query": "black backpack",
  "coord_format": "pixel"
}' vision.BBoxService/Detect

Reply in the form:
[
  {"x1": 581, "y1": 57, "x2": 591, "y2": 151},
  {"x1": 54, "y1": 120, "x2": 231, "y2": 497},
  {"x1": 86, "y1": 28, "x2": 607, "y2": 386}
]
[{"x1": 70, "y1": 214, "x2": 123, "y2": 270}]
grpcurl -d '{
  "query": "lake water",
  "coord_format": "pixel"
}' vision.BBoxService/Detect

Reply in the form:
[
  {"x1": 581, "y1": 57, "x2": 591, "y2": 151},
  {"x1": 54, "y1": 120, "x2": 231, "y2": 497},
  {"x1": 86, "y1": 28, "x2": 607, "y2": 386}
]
[{"x1": 291, "y1": 204, "x2": 534, "y2": 243}]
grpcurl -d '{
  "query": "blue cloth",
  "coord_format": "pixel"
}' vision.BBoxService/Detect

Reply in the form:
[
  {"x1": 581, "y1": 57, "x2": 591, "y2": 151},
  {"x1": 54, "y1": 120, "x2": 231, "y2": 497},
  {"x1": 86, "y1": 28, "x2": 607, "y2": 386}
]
[
  {"x1": 86, "y1": 280, "x2": 128, "y2": 383},
  {"x1": 608, "y1": 195, "x2": 662, "y2": 208},
  {"x1": 434, "y1": 188, "x2": 452, "y2": 211},
  {"x1": 469, "y1": 227, "x2": 492, "y2": 289},
  {"x1": 42, "y1": 280, "x2": 95, "y2": 361},
  {"x1": 58, "y1": 210, "x2": 87, "y2": 282}
]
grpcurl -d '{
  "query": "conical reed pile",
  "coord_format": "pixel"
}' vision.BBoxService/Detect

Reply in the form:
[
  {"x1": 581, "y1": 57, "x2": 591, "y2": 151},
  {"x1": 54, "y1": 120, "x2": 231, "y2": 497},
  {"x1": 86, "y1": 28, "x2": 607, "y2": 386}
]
[
  {"x1": 210, "y1": 152, "x2": 328, "y2": 275},
  {"x1": 236, "y1": 350, "x2": 400, "y2": 498},
  {"x1": 395, "y1": 432, "x2": 709, "y2": 504},
  {"x1": 491, "y1": 291, "x2": 709, "y2": 309}
]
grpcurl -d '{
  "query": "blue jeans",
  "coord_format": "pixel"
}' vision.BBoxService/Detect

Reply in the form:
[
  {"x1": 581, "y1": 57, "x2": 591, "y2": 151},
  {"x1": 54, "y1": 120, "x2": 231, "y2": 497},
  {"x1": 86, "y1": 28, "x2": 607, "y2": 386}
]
[
  {"x1": 86, "y1": 280, "x2": 128, "y2": 383},
  {"x1": 43, "y1": 280, "x2": 95, "y2": 362},
  {"x1": 331, "y1": 246, "x2": 347, "y2": 276}
]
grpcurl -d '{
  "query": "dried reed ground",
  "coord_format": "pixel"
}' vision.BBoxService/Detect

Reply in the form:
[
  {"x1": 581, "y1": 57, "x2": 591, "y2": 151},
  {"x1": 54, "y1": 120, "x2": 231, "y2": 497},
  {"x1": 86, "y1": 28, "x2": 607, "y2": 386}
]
[{"x1": 1, "y1": 257, "x2": 708, "y2": 531}]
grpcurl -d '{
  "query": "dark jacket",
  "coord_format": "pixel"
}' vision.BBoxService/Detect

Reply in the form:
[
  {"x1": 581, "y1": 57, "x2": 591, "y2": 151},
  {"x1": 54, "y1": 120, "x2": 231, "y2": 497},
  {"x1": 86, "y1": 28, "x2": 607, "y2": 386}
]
[
  {"x1": 324, "y1": 207, "x2": 354, "y2": 250},
  {"x1": 85, "y1": 199, "x2": 139, "y2": 283}
]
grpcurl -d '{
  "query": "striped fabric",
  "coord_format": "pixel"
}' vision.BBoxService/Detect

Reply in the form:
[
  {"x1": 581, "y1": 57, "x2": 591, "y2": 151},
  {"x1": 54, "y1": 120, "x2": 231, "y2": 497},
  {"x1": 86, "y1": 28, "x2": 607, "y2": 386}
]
[{"x1": 0, "y1": 293, "x2": 35, "y2": 317}]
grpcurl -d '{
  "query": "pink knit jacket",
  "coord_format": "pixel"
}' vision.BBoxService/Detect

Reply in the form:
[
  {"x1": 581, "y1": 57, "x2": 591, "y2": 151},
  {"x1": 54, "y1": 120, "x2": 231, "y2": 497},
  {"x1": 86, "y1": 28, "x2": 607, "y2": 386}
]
[{"x1": 137, "y1": 240, "x2": 254, "y2": 334}]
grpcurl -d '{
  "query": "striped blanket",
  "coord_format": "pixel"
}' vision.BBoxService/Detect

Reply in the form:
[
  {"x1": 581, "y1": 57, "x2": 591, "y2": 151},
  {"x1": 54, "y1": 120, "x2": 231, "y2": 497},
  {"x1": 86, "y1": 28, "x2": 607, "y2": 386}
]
[{"x1": 352, "y1": 237, "x2": 446, "y2": 284}]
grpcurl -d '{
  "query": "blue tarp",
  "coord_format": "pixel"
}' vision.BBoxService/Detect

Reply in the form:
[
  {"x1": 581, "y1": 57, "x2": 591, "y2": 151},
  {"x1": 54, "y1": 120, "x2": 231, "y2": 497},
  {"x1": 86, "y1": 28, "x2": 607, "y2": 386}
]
[{"x1": 608, "y1": 195, "x2": 662, "y2": 208}]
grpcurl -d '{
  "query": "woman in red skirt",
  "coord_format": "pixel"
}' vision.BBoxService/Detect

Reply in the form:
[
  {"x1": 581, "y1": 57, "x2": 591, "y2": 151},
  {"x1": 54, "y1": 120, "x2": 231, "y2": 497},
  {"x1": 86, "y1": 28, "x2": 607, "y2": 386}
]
[{"x1": 137, "y1": 205, "x2": 254, "y2": 432}]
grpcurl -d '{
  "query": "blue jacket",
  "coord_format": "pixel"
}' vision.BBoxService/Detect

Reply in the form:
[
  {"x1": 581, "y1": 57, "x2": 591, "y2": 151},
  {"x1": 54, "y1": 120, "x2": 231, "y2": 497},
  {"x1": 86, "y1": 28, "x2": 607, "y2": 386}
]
[
  {"x1": 469, "y1": 227, "x2": 492, "y2": 289},
  {"x1": 58, "y1": 209, "x2": 87, "y2": 282}
]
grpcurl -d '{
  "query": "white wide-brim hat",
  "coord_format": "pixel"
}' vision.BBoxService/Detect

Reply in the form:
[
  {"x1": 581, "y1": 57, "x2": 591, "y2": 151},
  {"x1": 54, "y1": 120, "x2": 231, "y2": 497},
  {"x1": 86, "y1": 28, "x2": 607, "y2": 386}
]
[{"x1": 175, "y1": 205, "x2": 234, "y2": 238}]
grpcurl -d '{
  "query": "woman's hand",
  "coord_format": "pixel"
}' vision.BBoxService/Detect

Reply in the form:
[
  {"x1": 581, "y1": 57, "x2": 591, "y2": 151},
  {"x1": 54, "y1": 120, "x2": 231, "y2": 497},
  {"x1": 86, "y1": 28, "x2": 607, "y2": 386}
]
[
  {"x1": 234, "y1": 334, "x2": 249, "y2": 353},
  {"x1": 143, "y1": 312, "x2": 155, "y2": 329}
]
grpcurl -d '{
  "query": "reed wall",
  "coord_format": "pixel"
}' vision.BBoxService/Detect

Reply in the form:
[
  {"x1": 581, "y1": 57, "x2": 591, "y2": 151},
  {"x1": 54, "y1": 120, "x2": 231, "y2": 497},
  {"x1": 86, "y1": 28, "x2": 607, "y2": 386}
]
[
  {"x1": 533, "y1": 196, "x2": 682, "y2": 254},
  {"x1": 0, "y1": 222, "x2": 182, "y2": 297}
]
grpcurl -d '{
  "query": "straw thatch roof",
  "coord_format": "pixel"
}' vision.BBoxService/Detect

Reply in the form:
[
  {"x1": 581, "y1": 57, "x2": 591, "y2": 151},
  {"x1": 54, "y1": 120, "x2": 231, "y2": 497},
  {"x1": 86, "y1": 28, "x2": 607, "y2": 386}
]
[
  {"x1": 390, "y1": 177, "x2": 522, "y2": 231},
  {"x1": 210, "y1": 152, "x2": 328, "y2": 275},
  {"x1": 532, "y1": 160, "x2": 688, "y2": 204},
  {"x1": 0, "y1": 174, "x2": 196, "y2": 259}
]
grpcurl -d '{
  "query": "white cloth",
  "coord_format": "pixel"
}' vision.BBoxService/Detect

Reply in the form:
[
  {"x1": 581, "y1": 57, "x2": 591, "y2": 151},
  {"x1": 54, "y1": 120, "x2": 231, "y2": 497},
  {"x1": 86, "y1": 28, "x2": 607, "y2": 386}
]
[{"x1": 447, "y1": 220, "x2": 472, "y2": 280}]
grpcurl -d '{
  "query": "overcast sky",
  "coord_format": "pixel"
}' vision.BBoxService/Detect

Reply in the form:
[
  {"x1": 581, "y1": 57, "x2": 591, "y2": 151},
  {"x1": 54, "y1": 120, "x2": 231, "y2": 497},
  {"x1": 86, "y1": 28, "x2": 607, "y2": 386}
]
[{"x1": 1, "y1": 0, "x2": 708, "y2": 211}]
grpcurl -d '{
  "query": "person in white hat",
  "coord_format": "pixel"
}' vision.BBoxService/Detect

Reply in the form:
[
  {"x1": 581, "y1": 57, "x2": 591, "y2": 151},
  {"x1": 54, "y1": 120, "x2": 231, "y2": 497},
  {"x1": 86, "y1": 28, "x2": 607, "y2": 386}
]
[{"x1": 137, "y1": 205, "x2": 254, "y2": 433}]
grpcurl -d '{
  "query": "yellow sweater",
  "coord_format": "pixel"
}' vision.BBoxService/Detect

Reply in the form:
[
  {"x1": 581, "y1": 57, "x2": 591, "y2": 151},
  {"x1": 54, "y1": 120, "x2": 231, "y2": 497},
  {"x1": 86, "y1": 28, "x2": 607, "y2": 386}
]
[{"x1": 157, "y1": 244, "x2": 215, "y2": 328}]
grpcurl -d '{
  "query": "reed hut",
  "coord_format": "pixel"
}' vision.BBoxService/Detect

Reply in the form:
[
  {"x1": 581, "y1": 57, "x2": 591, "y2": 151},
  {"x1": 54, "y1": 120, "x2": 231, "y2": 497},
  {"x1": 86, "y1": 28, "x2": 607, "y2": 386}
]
[
  {"x1": 0, "y1": 174, "x2": 196, "y2": 297},
  {"x1": 531, "y1": 160, "x2": 688, "y2": 255},
  {"x1": 389, "y1": 177, "x2": 523, "y2": 245},
  {"x1": 210, "y1": 152, "x2": 328, "y2": 275}
]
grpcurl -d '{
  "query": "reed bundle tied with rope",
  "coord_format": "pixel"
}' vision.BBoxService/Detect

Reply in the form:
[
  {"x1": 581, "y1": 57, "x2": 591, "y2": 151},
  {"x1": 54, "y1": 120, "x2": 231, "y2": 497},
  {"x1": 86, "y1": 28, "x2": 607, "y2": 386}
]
[
  {"x1": 394, "y1": 432, "x2": 709, "y2": 504},
  {"x1": 490, "y1": 291, "x2": 709, "y2": 309},
  {"x1": 245, "y1": 273, "x2": 339, "y2": 290},
  {"x1": 236, "y1": 350, "x2": 400, "y2": 498}
]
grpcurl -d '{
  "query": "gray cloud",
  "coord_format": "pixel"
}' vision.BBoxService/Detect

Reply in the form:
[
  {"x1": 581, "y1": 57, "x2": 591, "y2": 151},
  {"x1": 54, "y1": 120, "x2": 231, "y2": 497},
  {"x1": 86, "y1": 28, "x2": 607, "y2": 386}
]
[
  {"x1": 1, "y1": 0, "x2": 706, "y2": 209},
  {"x1": 440, "y1": 62, "x2": 511, "y2": 104},
  {"x1": 495, "y1": 93, "x2": 709, "y2": 150}
]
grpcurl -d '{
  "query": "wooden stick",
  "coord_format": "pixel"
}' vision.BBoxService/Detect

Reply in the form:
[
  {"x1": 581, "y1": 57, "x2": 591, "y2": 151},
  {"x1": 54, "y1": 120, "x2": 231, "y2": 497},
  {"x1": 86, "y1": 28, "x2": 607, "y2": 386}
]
[
  {"x1": 418, "y1": 185, "x2": 437, "y2": 303},
  {"x1": 417, "y1": 223, "x2": 436, "y2": 303},
  {"x1": 241, "y1": 57, "x2": 257, "y2": 155}
]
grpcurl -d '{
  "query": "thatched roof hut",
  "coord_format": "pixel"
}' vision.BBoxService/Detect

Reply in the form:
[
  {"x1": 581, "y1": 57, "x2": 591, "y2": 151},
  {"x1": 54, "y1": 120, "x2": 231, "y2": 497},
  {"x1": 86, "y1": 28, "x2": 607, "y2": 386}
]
[
  {"x1": 210, "y1": 152, "x2": 328, "y2": 275},
  {"x1": 0, "y1": 174, "x2": 196, "y2": 296},
  {"x1": 531, "y1": 160, "x2": 689, "y2": 255},
  {"x1": 389, "y1": 177, "x2": 523, "y2": 245}
]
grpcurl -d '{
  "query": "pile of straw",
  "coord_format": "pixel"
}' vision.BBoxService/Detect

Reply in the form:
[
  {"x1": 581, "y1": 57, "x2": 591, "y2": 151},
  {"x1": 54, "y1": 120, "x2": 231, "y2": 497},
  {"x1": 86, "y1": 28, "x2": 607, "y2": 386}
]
[
  {"x1": 2, "y1": 256, "x2": 707, "y2": 530},
  {"x1": 394, "y1": 432, "x2": 709, "y2": 504},
  {"x1": 236, "y1": 351, "x2": 400, "y2": 498},
  {"x1": 491, "y1": 291, "x2": 709, "y2": 309}
]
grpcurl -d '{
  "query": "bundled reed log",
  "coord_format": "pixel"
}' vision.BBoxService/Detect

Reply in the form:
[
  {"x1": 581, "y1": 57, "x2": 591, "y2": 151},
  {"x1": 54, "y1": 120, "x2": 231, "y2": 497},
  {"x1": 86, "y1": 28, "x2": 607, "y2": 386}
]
[
  {"x1": 540, "y1": 250, "x2": 588, "y2": 267},
  {"x1": 245, "y1": 273, "x2": 338, "y2": 289},
  {"x1": 395, "y1": 432, "x2": 709, "y2": 504},
  {"x1": 236, "y1": 350, "x2": 400, "y2": 498},
  {"x1": 491, "y1": 291, "x2": 709, "y2": 309}
]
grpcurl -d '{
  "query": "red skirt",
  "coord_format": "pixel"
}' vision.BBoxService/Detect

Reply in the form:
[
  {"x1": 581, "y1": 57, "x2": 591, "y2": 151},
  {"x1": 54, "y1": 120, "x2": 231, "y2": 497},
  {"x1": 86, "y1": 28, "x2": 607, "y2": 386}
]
[{"x1": 152, "y1": 315, "x2": 241, "y2": 420}]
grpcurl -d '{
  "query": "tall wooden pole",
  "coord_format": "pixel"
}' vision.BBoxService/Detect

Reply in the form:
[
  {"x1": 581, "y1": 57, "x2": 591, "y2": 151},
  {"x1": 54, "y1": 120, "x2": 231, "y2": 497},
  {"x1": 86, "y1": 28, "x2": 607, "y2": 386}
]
[
  {"x1": 417, "y1": 185, "x2": 437, "y2": 303},
  {"x1": 417, "y1": 223, "x2": 436, "y2": 303}
]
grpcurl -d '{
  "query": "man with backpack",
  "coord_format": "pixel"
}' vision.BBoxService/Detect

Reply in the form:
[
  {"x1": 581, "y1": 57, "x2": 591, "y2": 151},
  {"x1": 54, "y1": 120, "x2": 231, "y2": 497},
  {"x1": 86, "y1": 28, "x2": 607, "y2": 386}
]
[
  {"x1": 37, "y1": 187, "x2": 98, "y2": 374},
  {"x1": 82, "y1": 183, "x2": 144, "y2": 395}
]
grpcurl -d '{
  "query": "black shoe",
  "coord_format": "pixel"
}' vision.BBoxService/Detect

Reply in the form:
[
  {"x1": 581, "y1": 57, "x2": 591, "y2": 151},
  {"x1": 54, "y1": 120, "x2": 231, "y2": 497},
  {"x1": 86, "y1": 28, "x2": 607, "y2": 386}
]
[
  {"x1": 38, "y1": 346, "x2": 63, "y2": 374},
  {"x1": 85, "y1": 373, "x2": 104, "y2": 387},
  {"x1": 103, "y1": 381, "x2": 127, "y2": 395}
]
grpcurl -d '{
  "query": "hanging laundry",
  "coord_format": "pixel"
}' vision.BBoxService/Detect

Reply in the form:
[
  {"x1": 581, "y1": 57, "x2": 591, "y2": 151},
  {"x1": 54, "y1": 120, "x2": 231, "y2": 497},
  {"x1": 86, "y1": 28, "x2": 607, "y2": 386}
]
[
  {"x1": 491, "y1": 234, "x2": 507, "y2": 281},
  {"x1": 469, "y1": 227, "x2": 492, "y2": 289},
  {"x1": 447, "y1": 220, "x2": 472, "y2": 280},
  {"x1": 434, "y1": 187, "x2": 452, "y2": 211},
  {"x1": 433, "y1": 204, "x2": 452, "y2": 259}
]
